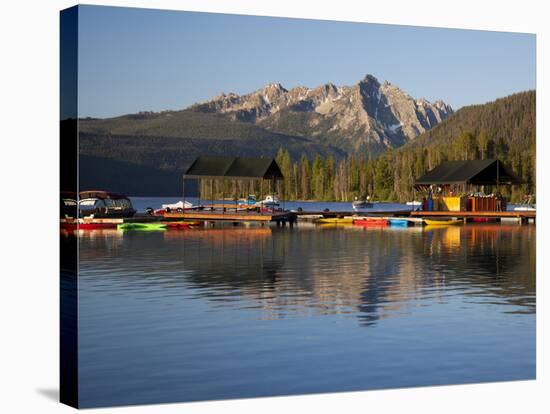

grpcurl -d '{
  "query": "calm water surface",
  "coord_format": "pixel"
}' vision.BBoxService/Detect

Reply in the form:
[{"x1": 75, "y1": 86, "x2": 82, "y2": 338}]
[{"x1": 72, "y1": 207, "x2": 535, "y2": 408}]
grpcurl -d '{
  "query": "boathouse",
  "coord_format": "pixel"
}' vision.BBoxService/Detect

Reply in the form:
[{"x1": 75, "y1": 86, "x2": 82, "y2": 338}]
[
  {"x1": 414, "y1": 159, "x2": 522, "y2": 212},
  {"x1": 180, "y1": 155, "x2": 287, "y2": 212},
  {"x1": 184, "y1": 156, "x2": 284, "y2": 200},
  {"x1": 185, "y1": 156, "x2": 284, "y2": 182}
]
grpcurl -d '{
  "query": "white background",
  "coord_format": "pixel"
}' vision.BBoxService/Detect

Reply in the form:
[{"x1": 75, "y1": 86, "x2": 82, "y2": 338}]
[{"x1": 0, "y1": 0, "x2": 547, "y2": 412}]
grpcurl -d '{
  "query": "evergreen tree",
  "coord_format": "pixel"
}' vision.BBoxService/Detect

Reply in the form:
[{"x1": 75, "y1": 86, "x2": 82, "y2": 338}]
[
  {"x1": 299, "y1": 153, "x2": 310, "y2": 200},
  {"x1": 478, "y1": 128, "x2": 489, "y2": 159}
]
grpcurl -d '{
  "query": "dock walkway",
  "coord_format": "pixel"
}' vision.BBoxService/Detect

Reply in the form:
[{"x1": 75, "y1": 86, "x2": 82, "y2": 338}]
[
  {"x1": 164, "y1": 211, "x2": 296, "y2": 224},
  {"x1": 410, "y1": 210, "x2": 536, "y2": 219}
]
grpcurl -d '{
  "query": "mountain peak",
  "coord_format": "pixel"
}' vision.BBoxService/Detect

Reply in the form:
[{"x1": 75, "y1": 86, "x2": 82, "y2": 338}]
[
  {"x1": 361, "y1": 74, "x2": 380, "y2": 84},
  {"x1": 195, "y1": 74, "x2": 453, "y2": 152},
  {"x1": 434, "y1": 99, "x2": 453, "y2": 112},
  {"x1": 263, "y1": 82, "x2": 287, "y2": 92}
]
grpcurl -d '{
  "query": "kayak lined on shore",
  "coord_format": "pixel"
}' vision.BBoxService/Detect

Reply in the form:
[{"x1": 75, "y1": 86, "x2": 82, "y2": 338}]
[
  {"x1": 317, "y1": 217, "x2": 354, "y2": 224},
  {"x1": 117, "y1": 223, "x2": 167, "y2": 231},
  {"x1": 353, "y1": 217, "x2": 388, "y2": 226},
  {"x1": 424, "y1": 219, "x2": 462, "y2": 226},
  {"x1": 389, "y1": 218, "x2": 411, "y2": 227}
]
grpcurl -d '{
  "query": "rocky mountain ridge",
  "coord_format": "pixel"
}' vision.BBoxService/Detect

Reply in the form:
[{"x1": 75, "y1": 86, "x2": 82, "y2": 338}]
[{"x1": 192, "y1": 74, "x2": 453, "y2": 152}]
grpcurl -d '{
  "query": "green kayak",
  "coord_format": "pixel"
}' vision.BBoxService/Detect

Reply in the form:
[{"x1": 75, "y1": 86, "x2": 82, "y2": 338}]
[{"x1": 117, "y1": 222, "x2": 167, "y2": 231}]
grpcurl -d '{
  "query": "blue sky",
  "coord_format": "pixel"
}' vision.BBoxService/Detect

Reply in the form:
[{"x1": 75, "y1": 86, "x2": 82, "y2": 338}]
[{"x1": 77, "y1": 5, "x2": 536, "y2": 118}]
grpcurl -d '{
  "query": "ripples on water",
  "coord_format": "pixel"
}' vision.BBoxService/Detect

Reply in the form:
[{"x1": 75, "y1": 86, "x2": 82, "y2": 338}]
[{"x1": 68, "y1": 223, "x2": 536, "y2": 407}]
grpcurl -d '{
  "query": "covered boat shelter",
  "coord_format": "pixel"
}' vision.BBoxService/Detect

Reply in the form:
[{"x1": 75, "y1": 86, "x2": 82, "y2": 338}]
[
  {"x1": 183, "y1": 156, "x2": 285, "y2": 213},
  {"x1": 414, "y1": 159, "x2": 522, "y2": 212}
]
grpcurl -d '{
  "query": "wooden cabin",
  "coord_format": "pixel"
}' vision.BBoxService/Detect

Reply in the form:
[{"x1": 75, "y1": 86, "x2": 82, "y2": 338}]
[{"x1": 414, "y1": 159, "x2": 522, "y2": 212}]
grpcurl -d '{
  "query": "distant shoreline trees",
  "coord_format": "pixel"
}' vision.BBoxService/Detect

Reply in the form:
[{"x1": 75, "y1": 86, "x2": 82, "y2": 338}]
[{"x1": 271, "y1": 132, "x2": 535, "y2": 204}]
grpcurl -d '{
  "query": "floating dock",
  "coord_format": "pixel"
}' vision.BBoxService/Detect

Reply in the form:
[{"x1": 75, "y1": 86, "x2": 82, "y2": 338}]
[
  {"x1": 293, "y1": 210, "x2": 412, "y2": 218},
  {"x1": 61, "y1": 208, "x2": 535, "y2": 229},
  {"x1": 410, "y1": 210, "x2": 535, "y2": 223},
  {"x1": 163, "y1": 211, "x2": 297, "y2": 225}
]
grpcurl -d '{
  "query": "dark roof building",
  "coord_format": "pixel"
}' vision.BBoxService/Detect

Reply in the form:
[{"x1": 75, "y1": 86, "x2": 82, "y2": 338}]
[
  {"x1": 184, "y1": 156, "x2": 284, "y2": 180},
  {"x1": 414, "y1": 159, "x2": 522, "y2": 187}
]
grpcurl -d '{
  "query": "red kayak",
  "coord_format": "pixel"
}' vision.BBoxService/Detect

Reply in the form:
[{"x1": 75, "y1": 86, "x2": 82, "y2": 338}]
[
  {"x1": 81, "y1": 222, "x2": 117, "y2": 230},
  {"x1": 60, "y1": 222, "x2": 117, "y2": 230},
  {"x1": 164, "y1": 221, "x2": 191, "y2": 230},
  {"x1": 354, "y1": 218, "x2": 388, "y2": 226}
]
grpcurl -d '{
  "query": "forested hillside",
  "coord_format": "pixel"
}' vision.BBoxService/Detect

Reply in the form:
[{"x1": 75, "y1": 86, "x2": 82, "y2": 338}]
[{"x1": 270, "y1": 91, "x2": 535, "y2": 203}]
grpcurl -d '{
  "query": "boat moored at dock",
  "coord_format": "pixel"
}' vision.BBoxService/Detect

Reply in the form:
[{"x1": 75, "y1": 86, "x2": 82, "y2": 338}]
[
  {"x1": 352, "y1": 196, "x2": 373, "y2": 210},
  {"x1": 79, "y1": 190, "x2": 136, "y2": 218}
]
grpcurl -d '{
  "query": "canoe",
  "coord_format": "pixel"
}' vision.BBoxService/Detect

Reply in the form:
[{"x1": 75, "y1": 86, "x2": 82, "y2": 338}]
[
  {"x1": 317, "y1": 217, "x2": 354, "y2": 224},
  {"x1": 424, "y1": 219, "x2": 462, "y2": 226},
  {"x1": 389, "y1": 218, "x2": 411, "y2": 227},
  {"x1": 353, "y1": 218, "x2": 388, "y2": 226},
  {"x1": 117, "y1": 222, "x2": 167, "y2": 231}
]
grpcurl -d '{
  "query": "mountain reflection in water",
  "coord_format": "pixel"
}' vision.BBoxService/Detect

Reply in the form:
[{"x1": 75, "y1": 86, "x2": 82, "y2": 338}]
[{"x1": 74, "y1": 223, "x2": 535, "y2": 407}]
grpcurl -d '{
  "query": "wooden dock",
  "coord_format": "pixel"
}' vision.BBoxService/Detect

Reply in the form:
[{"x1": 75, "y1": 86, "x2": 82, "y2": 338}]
[
  {"x1": 63, "y1": 208, "x2": 535, "y2": 228},
  {"x1": 410, "y1": 210, "x2": 535, "y2": 224},
  {"x1": 410, "y1": 210, "x2": 536, "y2": 219},
  {"x1": 293, "y1": 209, "x2": 535, "y2": 224},
  {"x1": 293, "y1": 210, "x2": 412, "y2": 218},
  {"x1": 164, "y1": 211, "x2": 296, "y2": 224}
]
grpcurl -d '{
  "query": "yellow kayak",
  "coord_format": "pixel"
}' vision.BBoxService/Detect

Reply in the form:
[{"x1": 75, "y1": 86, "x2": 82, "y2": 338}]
[
  {"x1": 424, "y1": 219, "x2": 462, "y2": 226},
  {"x1": 317, "y1": 217, "x2": 354, "y2": 224}
]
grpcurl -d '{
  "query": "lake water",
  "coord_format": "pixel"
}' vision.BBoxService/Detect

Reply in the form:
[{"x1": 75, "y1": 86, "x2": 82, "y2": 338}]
[
  {"x1": 71, "y1": 198, "x2": 536, "y2": 408},
  {"x1": 129, "y1": 196, "x2": 414, "y2": 213}
]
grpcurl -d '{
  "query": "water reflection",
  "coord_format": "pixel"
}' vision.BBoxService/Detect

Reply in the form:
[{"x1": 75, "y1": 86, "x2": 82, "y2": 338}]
[
  {"x1": 79, "y1": 223, "x2": 535, "y2": 326},
  {"x1": 77, "y1": 223, "x2": 535, "y2": 407}
]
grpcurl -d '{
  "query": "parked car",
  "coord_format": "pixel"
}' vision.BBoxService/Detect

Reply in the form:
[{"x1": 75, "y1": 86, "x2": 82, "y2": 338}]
[
  {"x1": 60, "y1": 191, "x2": 78, "y2": 218},
  {"x1": 78, "y1": 190, "x2": 136, "y2": 218}
]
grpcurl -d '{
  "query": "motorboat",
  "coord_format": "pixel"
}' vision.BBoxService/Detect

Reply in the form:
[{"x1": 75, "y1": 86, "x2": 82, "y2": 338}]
[
  {"x1": 60, "y1": 191, "x2": 78, "y2": 218},
  {"x1": 78, "y1": 190, "x2": 136, "y2": 218},
  {"x1": 406, "y1": 201, "x2": 422, "y2": 207},
  {"x1": 161, "y1": 200, "x2": 194, "y2": 212},
  {"x1": 514, "y1": 206, "x2": 536, "y2": 211},
  {"x1": 238, "y1": 194, "x2": 258, "y2": 205},
  {"x1": 255, "y1": 195, "x2": 280, "y2": 207},
  {"x1": 514, "y1": 195, "x2": 536, "y2": 211},
  {"x1": 352, "y1": 197, "x2": 373, "y2": 209}
]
